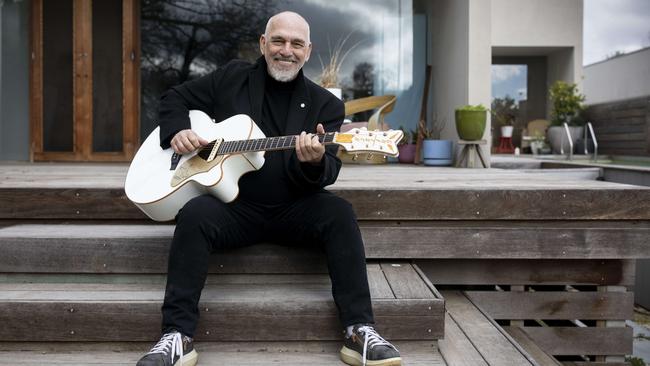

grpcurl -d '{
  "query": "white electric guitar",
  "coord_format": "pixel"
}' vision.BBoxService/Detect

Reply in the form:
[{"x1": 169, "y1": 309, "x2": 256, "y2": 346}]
[{"x1": 125, "y1": 110, "x2": 403, "y2": 221}]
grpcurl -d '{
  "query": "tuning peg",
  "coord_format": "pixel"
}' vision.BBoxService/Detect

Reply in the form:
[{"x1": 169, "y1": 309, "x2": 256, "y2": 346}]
[
  {"x1": 352, "y1": 154, "x2": 359, "y2": 161},
  {"x1": 366, "y1": 154, "x2": 374, "y2": 160}
]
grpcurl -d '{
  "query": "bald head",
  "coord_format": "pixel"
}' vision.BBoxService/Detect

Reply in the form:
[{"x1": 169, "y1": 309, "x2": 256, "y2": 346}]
[
  {"x1": 260, "y1": 11, "x2": 313, "y2": 82},
  {"x1": 264, "y1": 11, "x2": 311, "y2": 44}
]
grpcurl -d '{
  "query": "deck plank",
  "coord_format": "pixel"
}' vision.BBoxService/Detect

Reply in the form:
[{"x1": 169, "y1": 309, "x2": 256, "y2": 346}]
[
  {"x1": 0, "y1": 341, "x2": 446, "y2": 365},
  {"x1": 441, "y1": 291, "x2": 535, "y2": 366}
]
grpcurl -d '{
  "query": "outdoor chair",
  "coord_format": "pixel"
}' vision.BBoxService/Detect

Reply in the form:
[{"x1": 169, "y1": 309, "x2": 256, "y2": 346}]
[{"x1": 521, "y1": 119, "x2": 550, "y2": 152}]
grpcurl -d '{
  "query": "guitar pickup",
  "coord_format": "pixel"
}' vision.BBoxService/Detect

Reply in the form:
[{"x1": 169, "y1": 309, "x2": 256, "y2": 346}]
[{"x1": 205, "y1": 138, "x2": 223, "y2": 162}]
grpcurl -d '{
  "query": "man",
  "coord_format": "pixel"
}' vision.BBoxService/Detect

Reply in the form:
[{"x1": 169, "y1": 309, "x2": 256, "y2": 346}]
[{"x1": 136, "y1": 11, "x2": 401, "y2": 366}]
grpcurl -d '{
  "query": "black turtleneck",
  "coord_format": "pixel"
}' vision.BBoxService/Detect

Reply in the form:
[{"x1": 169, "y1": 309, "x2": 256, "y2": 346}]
[{"x1": 236, "y1": 69, "x2": 299, "y2": 206}]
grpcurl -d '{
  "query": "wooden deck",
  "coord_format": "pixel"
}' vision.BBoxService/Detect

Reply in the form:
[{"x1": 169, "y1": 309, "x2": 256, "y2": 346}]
[{"x1": 1, "y1": 162, "x2": 648, "y2": 364}]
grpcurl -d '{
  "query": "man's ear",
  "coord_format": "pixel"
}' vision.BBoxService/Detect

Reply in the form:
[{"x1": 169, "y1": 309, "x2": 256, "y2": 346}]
[
  {"x1": 259, "y1": 34, "x2": 266, "y2": 55},
  {"x1": 304, "y1": 43, "x2": 313, "y2": 62}
]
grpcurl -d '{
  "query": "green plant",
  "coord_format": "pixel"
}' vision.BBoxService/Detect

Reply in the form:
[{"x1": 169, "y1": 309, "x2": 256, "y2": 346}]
[
  {"x1": 422, "y1": 113, "x2": 445, "y2": 140},
  {"x1": 456, "y1": 104, "x2": 488, "y2": 112},
  {"x1": 491, "y1": 96, "x2": 518, "y2": 126},
  {"x1": 626, "y1": 356, "x2": 646, "y2": 366},
  {"x1": 397, "y1": 126, "x2": 410, "y2": 146},
  {"x1": 549, "y1": 80, "x2": 585, "y2": 126}
]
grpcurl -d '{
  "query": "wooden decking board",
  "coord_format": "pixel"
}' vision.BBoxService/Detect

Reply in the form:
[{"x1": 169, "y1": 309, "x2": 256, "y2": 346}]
[
  {"x1": 465, "y1": 290, "x2": 634, "y2": 320},
  {"x1": 2, "y1": 163, "x2": 649, "y2": 220},
  {"x1": 511, "y1": 326, "x2": 633, "y2": 356},
  {"x1": 0, "y1": 266, "x2": 444, "y2": 342},
  {"x1": 3, "y1": 188, "x2": 650, "y2": 220},
  {"x1": 441, "y1": 291, "x2": 536, "y2": 366},
  {"x1": 415, "y1": 259, "x2": 635, "y2": 286},
  {"x1": 0, "y1": 341, "x2": 446, "y2": 365},
  {"x1": 1, "y1": 225, "x2": 649, "y2": 277},
  {"x1": 437, "y1": 313, "x2": 490, "y2": 366},
  {"x1": 504, "y1": 327, "x2": 562, "y2": 366},
  {"x1": 380, "y1": 262, "x2": 435, "y2": 299},
  {"x1": 0, "y1": 163, "x2": 614, "y2": 189}
]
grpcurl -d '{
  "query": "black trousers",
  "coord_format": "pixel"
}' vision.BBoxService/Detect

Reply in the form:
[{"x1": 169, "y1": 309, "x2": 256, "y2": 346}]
[{"x1": 161, "y1": 191, "x2": 374, "y2": 337}]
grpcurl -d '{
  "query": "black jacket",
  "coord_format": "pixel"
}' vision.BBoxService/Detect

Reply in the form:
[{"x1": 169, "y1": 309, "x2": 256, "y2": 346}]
[{"x1": 157, "y1": 57, "x2": 345, "y2": 193}]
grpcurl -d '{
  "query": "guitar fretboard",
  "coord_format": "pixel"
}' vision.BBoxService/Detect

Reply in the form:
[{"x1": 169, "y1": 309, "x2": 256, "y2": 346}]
[{"x1": 197, "y1": 132, "x2": 337, "y2": 160}]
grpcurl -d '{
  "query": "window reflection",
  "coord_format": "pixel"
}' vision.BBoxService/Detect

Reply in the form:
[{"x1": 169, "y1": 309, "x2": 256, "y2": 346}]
[{"x1": 140, "y1": 0, "x2": 416, "y2": 138}]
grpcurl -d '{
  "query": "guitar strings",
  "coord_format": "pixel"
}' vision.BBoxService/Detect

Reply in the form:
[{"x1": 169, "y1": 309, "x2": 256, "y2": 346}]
[{"x1": 198, "y1": 132, "x2": 336, "y2": 157}]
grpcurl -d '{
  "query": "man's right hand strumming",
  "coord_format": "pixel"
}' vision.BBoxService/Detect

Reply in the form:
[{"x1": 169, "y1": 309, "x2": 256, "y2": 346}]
[{"x1": 170, "y1": 129, "x2": 209, "y2": 154}]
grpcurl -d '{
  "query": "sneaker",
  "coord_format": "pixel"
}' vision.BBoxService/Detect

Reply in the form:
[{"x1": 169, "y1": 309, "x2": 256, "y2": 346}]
[
  {"x1": 340, "y1": 325, "x2": 401, "y2": 366},
  {"x1": 136, "y1": 330, "x2": 198, "y2": 366}
]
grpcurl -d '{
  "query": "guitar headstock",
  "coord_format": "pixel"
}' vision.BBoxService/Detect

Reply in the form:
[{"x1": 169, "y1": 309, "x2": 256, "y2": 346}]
[{"x1": 333, "y1": 128, "x2": 404, "y2": 157}]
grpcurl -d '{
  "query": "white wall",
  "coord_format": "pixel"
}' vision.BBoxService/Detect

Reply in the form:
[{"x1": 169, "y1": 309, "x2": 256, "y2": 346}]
[
  {"x1": 583, "y1": 47, "x2": 650, "y2": 105},
  {"x1": 491, "y1": 0, "x2": 583, "y2": 48},
  {"x1": 428, "y1": 0, "x2": 492, "y2": 163}
]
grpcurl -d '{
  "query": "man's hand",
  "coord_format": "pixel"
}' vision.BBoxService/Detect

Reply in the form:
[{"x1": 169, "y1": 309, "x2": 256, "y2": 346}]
[
  {"x1": 296, "y1": 123, "x2": 326, "y2": 164},
  {"x1": 170, "y1": 129, "x2": 209, "y2": 154}
]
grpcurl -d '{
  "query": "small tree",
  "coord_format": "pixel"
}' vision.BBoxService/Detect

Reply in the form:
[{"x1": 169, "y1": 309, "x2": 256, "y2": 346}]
[
  {"x1": 491, "y1": 96, "x2": 518, "y2": 126},
  {"x1": 549, "y1": 81, "x2": 585, "y2": 126}
]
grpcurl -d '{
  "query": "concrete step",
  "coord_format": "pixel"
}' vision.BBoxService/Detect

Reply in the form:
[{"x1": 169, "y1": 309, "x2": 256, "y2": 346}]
[
  {"x1": 0, "y1": 341, "x2": 446, "y2": 365},
  {"x1": 0, "y1": 263, "x2": 444, "y2": 342}
]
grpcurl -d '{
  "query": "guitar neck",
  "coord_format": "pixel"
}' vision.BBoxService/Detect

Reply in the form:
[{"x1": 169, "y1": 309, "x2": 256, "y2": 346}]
[{"x1": 198, "y1": 133, "x2": 338, "y2": 159}]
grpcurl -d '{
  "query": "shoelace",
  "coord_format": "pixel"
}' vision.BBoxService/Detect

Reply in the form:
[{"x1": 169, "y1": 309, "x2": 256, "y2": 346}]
[
  {"x1": 357, "y1": 325, "x2": 399, "y2": 366},
  {"x1": 146, "y1": 331, "x2": 184, "y2": 364}
]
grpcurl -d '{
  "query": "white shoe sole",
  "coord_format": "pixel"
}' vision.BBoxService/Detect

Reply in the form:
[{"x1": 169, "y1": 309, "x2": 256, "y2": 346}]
[
  {"x1": 173, "y1": 349, "x2": 198, "y2": 366},
  {"x1": 340, "y1": 346, "x2": 402, "y2": 366}
]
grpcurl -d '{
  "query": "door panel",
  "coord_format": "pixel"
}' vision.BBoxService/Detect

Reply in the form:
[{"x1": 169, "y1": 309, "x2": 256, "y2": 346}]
[
  {"x1": 42, "y1": 0, "x2": 74, "y2": 152},
  {"x1": 31, "y1": 0, "x2": 138, "y2": 161},
  {"x1": 92, "y1": 0, "x2": 124, "y2": 153}
]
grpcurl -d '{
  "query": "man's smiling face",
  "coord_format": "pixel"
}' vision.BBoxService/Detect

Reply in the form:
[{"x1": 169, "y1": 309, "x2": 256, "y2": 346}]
[{"x1": 260, "y1": 12, "x2": 312, "y2": 82}]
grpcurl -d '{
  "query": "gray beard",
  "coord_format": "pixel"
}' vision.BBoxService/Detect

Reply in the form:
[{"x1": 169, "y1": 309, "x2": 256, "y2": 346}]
[{"x1": 267, "y1": 65, "x2": 299, "y2": 82}]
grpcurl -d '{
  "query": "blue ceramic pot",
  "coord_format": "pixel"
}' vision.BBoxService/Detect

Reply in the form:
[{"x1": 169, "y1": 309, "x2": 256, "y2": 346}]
[{"x1": 422, "y1": 140, "x2": 453, "y2": 166}]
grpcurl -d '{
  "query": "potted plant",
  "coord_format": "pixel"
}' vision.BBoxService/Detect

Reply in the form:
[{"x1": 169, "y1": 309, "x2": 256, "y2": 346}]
[
  {"x1": 396, "y1": 126, "x2": 416, "y2": 164},
  {"x1": 547, "y1": 80, "x2": 585, "y2": 154},
  {"x1": 455, "y1": 104, "x2": 488, "y2": 141},
  {"x1": 491, "y1": 97, "x2": 517, "y2": 138},
  {"x1": 318, "y1": 34, "x2": 358, "y2": 99},
  {"x1": 422, "y1": 114, "x2": 452, "y2": 166}
]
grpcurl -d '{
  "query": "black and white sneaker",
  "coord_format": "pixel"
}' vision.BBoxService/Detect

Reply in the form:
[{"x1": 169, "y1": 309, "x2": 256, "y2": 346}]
[
  {"x1": 340, "y1": 325, "x2": 401, "y2": 366},
  {"x1": 136, "y1": 330, "x2": 198, "y2": 366}
]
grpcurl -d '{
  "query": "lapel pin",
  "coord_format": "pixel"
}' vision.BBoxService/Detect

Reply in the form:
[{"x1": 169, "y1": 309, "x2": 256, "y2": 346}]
[{"x1": 300, "y1": 103, "x2": 305, "y2": 108}]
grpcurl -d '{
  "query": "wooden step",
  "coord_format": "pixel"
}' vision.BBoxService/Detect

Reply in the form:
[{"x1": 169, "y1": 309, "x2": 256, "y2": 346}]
[
  {"x1": 0, "y1": 263, "x2": 444, "y2": 342},
  {"x1": 438, "y1": 291, "x2": 539, "y2": 366},
  {"x1": 0, "y1": 341, "x2": 446, "y2": 365},
  {"x1": 1, "y1": 223, "x2": 649, "y2": 275},
  {"x1": 2, "y1": 163, "x2": 649, "y2": 220}
]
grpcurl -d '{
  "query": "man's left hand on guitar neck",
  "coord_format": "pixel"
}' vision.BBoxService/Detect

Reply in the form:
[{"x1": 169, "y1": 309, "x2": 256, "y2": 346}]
[{"x1": 295, "y1": 123, "x2": 326, "y2": 165}]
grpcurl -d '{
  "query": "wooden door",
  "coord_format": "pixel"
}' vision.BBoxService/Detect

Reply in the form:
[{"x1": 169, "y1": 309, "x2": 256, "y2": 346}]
[{"x1": 30, "y1": 0, "x2": 139, "y2": 161}]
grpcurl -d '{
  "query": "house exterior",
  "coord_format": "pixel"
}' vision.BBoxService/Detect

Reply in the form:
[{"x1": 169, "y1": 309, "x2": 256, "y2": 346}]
[{"x1": 0, "y1": 0, "x2": 584, "y2": 163}]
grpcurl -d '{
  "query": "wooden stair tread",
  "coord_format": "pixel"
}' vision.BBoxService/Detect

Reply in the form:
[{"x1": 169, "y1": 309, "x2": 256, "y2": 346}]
[
  {"x1": 0, "y1": 341, "x2": 447, "y2": 365},
  {"x1": 0, "y1": 265, "x2": 444, "y2": 342},
  {"x1": 3, "y1": 164, "x2": 650, "y2": 221},
  {"x1": 2, "y1": 224, "x2": 650, "y2": 275}
]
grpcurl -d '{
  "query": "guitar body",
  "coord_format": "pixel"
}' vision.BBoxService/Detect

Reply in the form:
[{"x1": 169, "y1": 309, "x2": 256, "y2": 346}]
[{"x1": 125, "y1": 111, "x2": 265, "y2": 221}]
